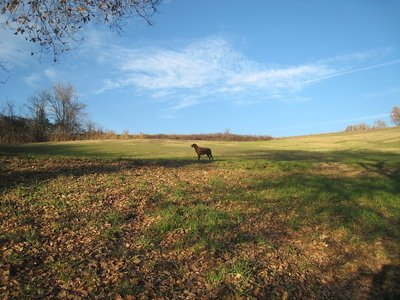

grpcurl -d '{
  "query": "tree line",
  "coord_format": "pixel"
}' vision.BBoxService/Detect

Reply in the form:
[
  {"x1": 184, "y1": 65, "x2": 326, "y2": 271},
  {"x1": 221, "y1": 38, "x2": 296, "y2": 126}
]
[
  {"x1": 129, "y1": 132, "x2": 273, "y2": 142},
  {"x1": 344, "y1": 106, "x2": 400, "y2": 132},
  {"x1": 2, "y1": 84, "x2": 398, "y2": 144},
  {"x1": 0, "y1": 83, "x2": 110, "y2": 144},
  {"x1": 0, "y1": 83, "x2": 273, "y2": 144}
]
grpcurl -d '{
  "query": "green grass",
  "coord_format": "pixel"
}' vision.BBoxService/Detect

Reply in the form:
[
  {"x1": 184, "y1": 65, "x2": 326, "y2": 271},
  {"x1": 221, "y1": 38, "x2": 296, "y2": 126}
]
[
  {"x1": 1, "y1": 126, "x2": 399, "y2": 298},
  {"x1": 1, "y1": 127, "x2": 399, "y2": 160},
  {"x1": 148, "y1": 203, "x2": 242, "y2": 250}
]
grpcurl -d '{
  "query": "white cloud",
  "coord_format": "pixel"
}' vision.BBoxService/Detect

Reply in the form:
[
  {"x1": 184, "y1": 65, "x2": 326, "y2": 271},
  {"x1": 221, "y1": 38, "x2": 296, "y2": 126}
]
[
  {"x1": 105, "y1": 37, "x2": 242, "y2": 91},
  {"x1": 228, "y1": 64, "x2": 333, "y2": 91},
  {"x1": 44, "y1": 68, "x2": 57, "y2": 80},
  {"x1": 23, "y1": 67, "x2": 59, "y2": 87},
  {"x1": 95, "y1": 36, "x2": 399, "y2": 112},
  {"x1": 24, "y1": 72, "x2": 42, "y2": 86}
]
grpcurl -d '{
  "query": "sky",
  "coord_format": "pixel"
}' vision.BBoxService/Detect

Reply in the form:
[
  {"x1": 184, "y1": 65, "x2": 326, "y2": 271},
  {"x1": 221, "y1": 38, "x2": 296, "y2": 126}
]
[{"x1": 1, "y1": 0, "x2": 399, "y2": 137}]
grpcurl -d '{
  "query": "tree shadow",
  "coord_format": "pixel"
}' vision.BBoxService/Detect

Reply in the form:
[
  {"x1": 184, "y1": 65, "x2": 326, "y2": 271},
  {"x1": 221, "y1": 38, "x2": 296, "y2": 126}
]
[
  {"x1": 1, "y1": 148, "x2": 399, "y2": 298},
  {"x1": 222, "y1": 169, "x2": 399, "y2": 297},
  {"x1": 245, "y1": 172, "x2": 399, "y2": 245},
  {"x1": 369, "y1": 264, "x2": 400, "y2": 299},
  {"x1": 230, "y1": 148, "x2": 399, "y2": 164},
  {"x1": 0, "y1": 156, "x2": 216, "y2": 192}
]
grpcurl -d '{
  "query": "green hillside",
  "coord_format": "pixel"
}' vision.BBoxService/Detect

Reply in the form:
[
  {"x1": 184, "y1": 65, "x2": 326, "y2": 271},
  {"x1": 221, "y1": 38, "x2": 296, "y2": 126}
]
[
  {"x1": 1, "y1": 127, "x2": 399, "y2": 298},
  {"x1": 1, "y1": 126, "x2": 399, "y2": 160}
]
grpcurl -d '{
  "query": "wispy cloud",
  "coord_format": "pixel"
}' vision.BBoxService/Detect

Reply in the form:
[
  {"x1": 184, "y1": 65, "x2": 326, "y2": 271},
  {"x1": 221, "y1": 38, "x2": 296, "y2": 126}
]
[
  {"x1": 24, "y1": 67, "x2": 59, "y2": 87},
  {"x1": 301, "y1": 59, "x2": 400, "y2": 85},
  {"x1": 44, "y1": 68, "x2": 57, "y2": 80},
  {"x1": 95, "y1": 36, "x2": 398, "y2": 113},
  {"x1": 24, "y1": 73, "x2": 42, "y2": 86}
]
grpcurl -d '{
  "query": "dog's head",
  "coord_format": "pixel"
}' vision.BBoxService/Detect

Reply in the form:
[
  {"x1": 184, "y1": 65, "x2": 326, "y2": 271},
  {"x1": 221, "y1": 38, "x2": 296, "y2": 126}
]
[{"x1": 191, "y1": 143, "x2": 198, "y2": 148}]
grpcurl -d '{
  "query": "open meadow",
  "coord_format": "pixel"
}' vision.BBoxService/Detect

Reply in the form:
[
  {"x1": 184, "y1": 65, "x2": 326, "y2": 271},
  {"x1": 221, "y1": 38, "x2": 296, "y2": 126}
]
[{"x1": 1, "y1": 128, "x2": 399, "y2": 299}]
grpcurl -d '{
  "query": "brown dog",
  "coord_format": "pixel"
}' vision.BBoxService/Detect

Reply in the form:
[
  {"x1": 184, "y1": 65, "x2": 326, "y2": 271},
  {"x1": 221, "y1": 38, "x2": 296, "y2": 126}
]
[{"x1": 191, "y1": 143, "x2": 213, "y2": 160}]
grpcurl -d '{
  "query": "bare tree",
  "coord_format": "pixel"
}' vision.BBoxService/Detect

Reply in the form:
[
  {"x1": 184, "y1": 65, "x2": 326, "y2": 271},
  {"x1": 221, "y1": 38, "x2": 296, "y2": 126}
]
[
  {"x1": 0, "y1": 100, "x2": 31, "y2": 143},
  {"x1": 372, "y1": 120, "x2": 387, "y2": 129},
  {"x1": 1, "y1": 99, "x2": 19, "y2": 117},
  {"x1": 84, "y1": 118, "x2": 104, "y2": 139},
  {"x1": 1, "y1": 0, "x2": 161, "y2": 60},
  {"x1": 48, "y1": 83, "x2": 86, "y2": 136},
  {"x1": 391, "y1": 106, "x2": 400, "y2": 126},
  {"x1": 345, "y1": 123, "x2": 371, "y2": 132},
  {"x1": 27, "y1": 89, "x2": 51, "y2": 141}
]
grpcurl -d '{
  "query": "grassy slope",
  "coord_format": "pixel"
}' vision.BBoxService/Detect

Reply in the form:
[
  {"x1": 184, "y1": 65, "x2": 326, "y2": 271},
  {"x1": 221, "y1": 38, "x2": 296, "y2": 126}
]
[
  {"x1": 1, "y1": 126, "x2": 399, "y2": 159},
  {"x1": 0, "y1": 127, "x2": 399, "y2": 298}
]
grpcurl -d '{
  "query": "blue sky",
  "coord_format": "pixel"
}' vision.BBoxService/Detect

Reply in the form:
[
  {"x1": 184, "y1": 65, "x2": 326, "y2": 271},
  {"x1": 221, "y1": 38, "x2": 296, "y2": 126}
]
[{"x1": 1, "y1": 0, "x2": 399, "y2": 137}]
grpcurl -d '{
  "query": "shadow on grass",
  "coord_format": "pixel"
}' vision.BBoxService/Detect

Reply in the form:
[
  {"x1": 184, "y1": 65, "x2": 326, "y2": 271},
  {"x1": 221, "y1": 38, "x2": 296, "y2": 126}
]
[
  {"x1": 369, "y1": 264, "x2": 400, "y2": 299},
  {"x1": 249, "y1": 173, "x2": 400, "y2": 244},
  {"x1": 198, "y1": 172, "x2": 400, "y2": 298},
  {"x1": 1, "y1": 147, "x2": 399, "y2": 298},
  {"x1": 0, "y1": 156, "x2": 215, "y2": 192},
  {"x1": 231, "y1": 148, "x2": 400, "y2": 162}
]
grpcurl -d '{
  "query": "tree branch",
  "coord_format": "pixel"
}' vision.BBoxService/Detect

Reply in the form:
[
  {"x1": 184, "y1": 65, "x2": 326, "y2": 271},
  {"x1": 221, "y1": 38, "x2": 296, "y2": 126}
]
[{"x1": 0, "y1": 62, "x2": 10, "y2": 84}]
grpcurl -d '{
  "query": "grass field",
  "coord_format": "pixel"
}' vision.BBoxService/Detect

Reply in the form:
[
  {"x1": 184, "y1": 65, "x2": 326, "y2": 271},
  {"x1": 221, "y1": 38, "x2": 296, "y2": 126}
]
[{"x1": 1, "y1": 127, "x2": 399, "y2": 298}]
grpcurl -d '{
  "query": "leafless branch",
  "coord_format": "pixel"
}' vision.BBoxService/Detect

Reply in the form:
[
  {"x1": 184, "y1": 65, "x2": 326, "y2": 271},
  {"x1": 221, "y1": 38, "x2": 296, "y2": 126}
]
[{"x1": 0, "y1": 0, "x2": 162, "y2": 61}]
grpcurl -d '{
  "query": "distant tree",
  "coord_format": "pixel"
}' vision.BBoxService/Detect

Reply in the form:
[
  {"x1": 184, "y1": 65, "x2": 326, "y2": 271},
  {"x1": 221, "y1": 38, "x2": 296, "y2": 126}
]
[
  {"x1": 2, "y1": 100, "x2": 16, "y2": 118},
  {"x1": 0, "y1": 84, "x2": 101, "y2": 143},
  {"x1": 372, "y1": 120, "x2": 387, "y2": 129},
  {"x1": 0, "y1": 0, "x2": 161, "y2": 60},
  {"x1": 345, "y1": 123, "x2": 370, "y2": 132},
  {"x1": 390, "y1": 106, "x2": 400, "y2": 126},
  {"x1": 48, "y1": 83, "x2": 86, "y2": 136},
  {"x1": 359, "y1": 123, "x2": 369, "y2": 130},
  {"x1": 0, "y1": 100, "x2": 32, "y2": 143},
  {"x1": 122, "y1": 130, "x2": 130, "y2": 139},
  {"x1": 84, "y1": 118, "x2": 100, "y2": 139},
  {"x1": 27, "y1": 90, "x2": 52, "y2": 142}
]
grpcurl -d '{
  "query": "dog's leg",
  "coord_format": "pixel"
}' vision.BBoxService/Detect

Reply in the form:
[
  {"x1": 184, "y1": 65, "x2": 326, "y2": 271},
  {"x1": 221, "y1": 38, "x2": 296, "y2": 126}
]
[{"x1": 209, "y1": 151, "x2": 213, "y2": 160}]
